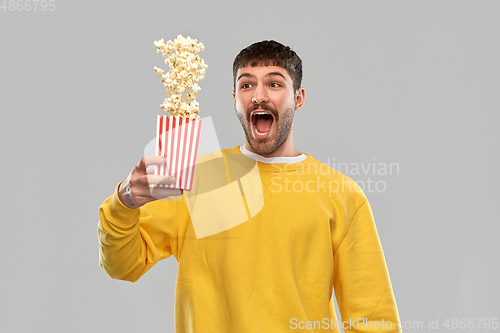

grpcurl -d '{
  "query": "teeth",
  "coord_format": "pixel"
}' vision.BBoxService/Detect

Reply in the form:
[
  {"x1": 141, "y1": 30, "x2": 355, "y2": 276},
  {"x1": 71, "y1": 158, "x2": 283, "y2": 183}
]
[{"x1": 254, "y1": 111, "x2": 270, "y2": 116}]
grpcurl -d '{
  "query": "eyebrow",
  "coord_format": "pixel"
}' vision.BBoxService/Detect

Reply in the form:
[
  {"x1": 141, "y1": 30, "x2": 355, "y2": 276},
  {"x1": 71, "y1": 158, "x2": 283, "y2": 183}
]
[{"x1": 237, "y1": 71, "x2": 287, "y2": 82}]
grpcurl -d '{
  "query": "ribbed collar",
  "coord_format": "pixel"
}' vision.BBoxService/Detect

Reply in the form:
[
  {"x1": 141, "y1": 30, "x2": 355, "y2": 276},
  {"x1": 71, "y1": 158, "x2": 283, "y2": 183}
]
[
  {"x1": 239, "y1": 145, "x2": 308, "y2": 164},
  {"x1": 225, "y1": 146, "x2": 315, "y2": 173}
]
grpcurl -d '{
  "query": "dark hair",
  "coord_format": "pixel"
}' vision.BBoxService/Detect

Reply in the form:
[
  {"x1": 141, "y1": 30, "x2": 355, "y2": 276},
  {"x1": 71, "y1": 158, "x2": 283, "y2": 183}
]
[{"x1": 233, "y1": 40, "x2": 303, "y2": 92}]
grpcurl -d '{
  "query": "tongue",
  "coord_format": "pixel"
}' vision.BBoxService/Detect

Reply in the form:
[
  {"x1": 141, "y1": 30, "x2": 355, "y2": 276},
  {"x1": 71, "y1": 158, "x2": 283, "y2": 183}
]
[{"x1": 255, "y1": 116, "x2": 273, "y2": 133}]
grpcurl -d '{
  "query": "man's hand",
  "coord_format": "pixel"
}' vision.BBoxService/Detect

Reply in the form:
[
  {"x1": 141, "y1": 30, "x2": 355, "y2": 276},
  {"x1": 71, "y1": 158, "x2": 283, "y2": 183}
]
[{"x1": 118, "y1": 156, "x2": 183, "y2": 209}]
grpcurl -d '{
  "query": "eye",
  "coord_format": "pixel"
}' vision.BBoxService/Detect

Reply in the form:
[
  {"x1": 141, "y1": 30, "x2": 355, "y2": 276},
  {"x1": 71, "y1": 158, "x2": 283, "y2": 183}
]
[
  {"x1": 240, "y1": 83, "x2": 252, "y2": 89},
  {"x1": 270, "y1": 82, "x2": 281, "y2": 88}
]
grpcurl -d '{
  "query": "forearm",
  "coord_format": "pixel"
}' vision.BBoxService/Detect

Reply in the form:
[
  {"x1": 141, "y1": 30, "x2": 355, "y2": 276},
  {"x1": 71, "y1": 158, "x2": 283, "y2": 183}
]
[
  {"x1": 334, "y1": 200, "x2": 402, "y2": 332},
  {"x1": 98, "y1": 183, "x2": 148, "y2": 282}
]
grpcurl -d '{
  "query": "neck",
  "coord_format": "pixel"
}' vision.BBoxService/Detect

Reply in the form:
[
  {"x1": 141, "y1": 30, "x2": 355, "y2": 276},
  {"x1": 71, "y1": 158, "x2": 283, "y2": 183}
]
[{"x1": 244, "y1": 136, "x2": 299, "y2": 158}]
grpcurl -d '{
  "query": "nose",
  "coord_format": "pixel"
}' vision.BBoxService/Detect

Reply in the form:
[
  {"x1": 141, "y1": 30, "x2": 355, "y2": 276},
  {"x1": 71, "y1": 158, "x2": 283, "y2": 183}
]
[{"x1": 251, "y1": 85, "x2": 268, "y2": 104}]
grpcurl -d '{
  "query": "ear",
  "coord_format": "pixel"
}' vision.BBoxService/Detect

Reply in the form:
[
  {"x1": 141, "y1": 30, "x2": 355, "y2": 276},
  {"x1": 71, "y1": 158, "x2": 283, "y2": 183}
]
[
  {"x1": 294, "y1": 87, "x2": 306, "y2": 111},
  {"x1": 232, "y1": 90, "x2": 236, "y2": 104}
]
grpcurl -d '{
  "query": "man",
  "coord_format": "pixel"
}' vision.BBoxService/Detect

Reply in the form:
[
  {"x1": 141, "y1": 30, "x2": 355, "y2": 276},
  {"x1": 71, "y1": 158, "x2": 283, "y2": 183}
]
[{"x1": 98, "y1": 40, "x2": 402, "y2": 332}]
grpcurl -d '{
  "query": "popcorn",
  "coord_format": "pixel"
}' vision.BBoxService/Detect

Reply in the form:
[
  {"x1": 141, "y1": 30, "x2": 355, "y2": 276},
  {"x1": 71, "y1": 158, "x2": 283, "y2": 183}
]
[{"x1": 154, "y1": 35, "x2": 208, "y2": 119}]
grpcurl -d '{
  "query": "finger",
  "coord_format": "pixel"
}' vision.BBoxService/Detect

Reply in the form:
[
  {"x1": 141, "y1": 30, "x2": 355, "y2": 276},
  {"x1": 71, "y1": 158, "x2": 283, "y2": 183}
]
[
  {"x1": 137, "y1": 156, "x2": 168, "y2": 172},
  {"x1": 146, "y1": 174, "x2": 176, "y2": 187},
  {"x1": 146, "y1": 164, "x2": 167, "y2": 175},
  {"x1": 132, "y1": 184, "x2": 183, "y2": 203},
  {"x1": 130, "y1": 183, "x2": 177, "y2": 198},
  {"x1": 133, "y1": 174, "x2": 173, "y2": 188},
  {"x1": 151, "y1": 187, "x2": 183, "y2": 200}
]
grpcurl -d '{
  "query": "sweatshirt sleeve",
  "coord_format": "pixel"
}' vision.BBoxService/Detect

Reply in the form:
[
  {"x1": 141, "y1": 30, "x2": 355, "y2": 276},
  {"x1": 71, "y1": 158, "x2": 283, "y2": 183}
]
[
  {"x1": 97, "y1": 183, "x2": 178, "y2": 282},
  {"x1": 333, "y1": 199, "x2": 402, "y2": 332}
]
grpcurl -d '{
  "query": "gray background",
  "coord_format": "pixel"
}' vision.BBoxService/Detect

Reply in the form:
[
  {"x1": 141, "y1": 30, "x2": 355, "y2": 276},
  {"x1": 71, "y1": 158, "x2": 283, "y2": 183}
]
[{"x1": 1, "y1": 0, "x2": 498, "y2": 332}]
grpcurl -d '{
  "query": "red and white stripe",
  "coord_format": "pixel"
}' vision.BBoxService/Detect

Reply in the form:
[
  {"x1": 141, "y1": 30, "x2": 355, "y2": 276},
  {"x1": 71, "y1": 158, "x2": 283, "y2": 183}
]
[{"x1": 154, "y1": 115, "x2": 202, "y2": 190}]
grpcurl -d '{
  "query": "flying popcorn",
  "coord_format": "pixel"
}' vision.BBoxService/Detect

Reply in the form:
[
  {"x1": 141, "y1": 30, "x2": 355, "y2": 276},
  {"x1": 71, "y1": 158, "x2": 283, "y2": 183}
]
[{"x1": 154, "y1": 35, "x2": 208, "y2": 119}]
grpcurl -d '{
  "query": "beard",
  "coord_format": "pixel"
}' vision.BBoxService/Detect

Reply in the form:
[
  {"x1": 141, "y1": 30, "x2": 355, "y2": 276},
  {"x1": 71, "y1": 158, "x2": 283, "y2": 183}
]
[{"x1": 235, "y1": 102, "x2": 295, "y2": 156}]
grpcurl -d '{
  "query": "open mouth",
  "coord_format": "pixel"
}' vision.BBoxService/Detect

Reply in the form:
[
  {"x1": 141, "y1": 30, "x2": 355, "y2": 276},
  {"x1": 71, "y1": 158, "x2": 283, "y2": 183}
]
[{"x1": 251, "y1": 110, "x2": 274, "y2": 139}]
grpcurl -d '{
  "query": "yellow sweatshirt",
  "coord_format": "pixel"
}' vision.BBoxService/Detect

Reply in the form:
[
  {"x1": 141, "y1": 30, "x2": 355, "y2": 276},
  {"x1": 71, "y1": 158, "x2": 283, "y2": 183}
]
[{"x1": 98, "y1": 146, "x2": 401, "y2": 332}]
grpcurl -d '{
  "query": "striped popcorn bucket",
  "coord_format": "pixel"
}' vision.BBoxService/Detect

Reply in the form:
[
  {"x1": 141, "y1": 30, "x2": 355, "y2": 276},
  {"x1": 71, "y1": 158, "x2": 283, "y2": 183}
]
[{"x1": 154, "y1": 115, "x2": 203, "y2": 190}]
